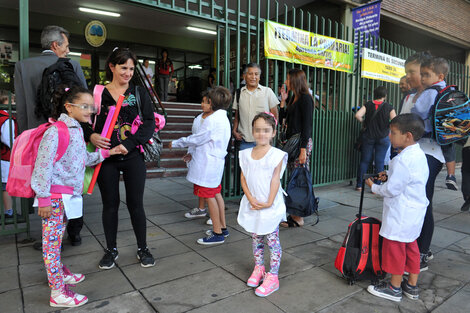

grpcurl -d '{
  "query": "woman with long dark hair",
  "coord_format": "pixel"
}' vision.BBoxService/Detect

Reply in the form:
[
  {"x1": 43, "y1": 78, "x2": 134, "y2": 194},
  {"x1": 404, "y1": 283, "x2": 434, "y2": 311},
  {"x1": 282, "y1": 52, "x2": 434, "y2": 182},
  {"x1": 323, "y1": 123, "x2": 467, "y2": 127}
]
[
  {"x1": 157, "y1": 49, "x2": 173, "y2": 101},
  {"x1": 84, "y1": 48, "x2": 155, "y2": 269},
  {"x1": 279, "y1": 68, "x2": 314, "y2": 227}
]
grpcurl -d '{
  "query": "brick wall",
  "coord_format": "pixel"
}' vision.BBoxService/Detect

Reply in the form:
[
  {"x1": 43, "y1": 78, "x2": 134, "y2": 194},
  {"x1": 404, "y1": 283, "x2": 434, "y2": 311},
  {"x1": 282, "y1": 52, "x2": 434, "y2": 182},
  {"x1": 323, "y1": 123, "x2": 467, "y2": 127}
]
[{"x1": 381, "y1": 0, "x2": 470, "y2": 44}]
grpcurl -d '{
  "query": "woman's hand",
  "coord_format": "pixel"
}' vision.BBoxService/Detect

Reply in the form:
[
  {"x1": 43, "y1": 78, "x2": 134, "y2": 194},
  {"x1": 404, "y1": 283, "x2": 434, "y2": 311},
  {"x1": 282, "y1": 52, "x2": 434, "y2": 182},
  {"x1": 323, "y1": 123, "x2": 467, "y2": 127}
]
[
  {"x1": 38, "y1": 206, "x2": 52, "y2": 219},
  {"x1": 377, "y1": 171, "x2": 388, "y2": 182},
  {"x1": 298, "y1": 148, "x2": 307, "y2": 164},
  {"x1": 280, "y1": 84, "x2": 288, "y2": 107},
  {"x1": 90, "y1": 133, "x2": 111, "y2": 149},
  {"x1": 232, "y1": 131, "x2": 243, "y2": 141},
  {"x1": 109, "y1": 145, "x2": 127, "y2": 156},
  {"x1": 182, "y1": 154, "x2": 192, "y2": 162}
]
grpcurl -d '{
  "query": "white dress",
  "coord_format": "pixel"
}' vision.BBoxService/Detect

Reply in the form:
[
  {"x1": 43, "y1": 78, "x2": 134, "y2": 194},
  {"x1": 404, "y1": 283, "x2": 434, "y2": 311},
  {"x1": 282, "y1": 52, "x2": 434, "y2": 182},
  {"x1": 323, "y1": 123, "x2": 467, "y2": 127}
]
[{"x1": 237, "y1": 147, "x2": 288, "y2": 235}]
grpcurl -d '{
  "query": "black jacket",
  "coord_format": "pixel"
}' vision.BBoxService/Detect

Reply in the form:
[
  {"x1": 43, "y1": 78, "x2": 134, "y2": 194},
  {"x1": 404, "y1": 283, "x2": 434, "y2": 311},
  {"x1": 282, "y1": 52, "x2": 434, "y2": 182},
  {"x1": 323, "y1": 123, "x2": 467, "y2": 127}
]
[{"x1": 280, "y1": 93, "x2": 314, "y2": 148}]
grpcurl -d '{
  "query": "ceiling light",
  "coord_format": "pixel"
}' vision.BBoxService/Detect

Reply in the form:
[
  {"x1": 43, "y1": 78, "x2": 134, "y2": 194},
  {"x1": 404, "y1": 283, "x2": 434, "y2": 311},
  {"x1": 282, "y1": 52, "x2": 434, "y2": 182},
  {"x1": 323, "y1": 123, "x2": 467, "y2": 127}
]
[
  {"x1": 68, "y1": 52, "x2": 82, "y2": 56},
  {"x1": 79, "y1": 7, "x2": 121, "y2": 17},
  {"x1": 187, "y1": 26, "x2": 216, "y2": 35},
  {"x1": 139, "y1": 59, "x2": 156, "y2": 65},
  {"x1": 188, "y1": 65, "x2": 202, "y2": 70}
]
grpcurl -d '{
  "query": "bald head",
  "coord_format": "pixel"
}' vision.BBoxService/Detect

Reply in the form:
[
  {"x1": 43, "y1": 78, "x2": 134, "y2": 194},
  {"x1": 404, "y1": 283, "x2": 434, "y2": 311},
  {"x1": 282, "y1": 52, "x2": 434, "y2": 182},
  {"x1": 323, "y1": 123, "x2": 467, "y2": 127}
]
[{"x1": 399, "y1": 76, "x2": 410, "y2": 94}]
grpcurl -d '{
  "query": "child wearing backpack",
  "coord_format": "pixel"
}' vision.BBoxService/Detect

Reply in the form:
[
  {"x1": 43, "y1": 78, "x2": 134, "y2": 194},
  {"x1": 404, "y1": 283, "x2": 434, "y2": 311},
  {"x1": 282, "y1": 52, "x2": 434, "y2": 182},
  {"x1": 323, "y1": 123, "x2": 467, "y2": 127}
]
[
  {"x1": 410, "y1": 56, "x2": 450, "y2": 269},
  {"x1": 237, "y1": 112, "x2": 288, "y2": 297},
  {"x1": 170, "y1": 86, "x2": 231, "y2": 245},
  {"x1": 31, "y1": 85, "x2": 122, "y2": 308},
  {"x1": 0, "y1": 91, "x2": 16, "y2": 219},
  {"x1": 365, "y1": 114, "x2": 429, "y2": 302}
]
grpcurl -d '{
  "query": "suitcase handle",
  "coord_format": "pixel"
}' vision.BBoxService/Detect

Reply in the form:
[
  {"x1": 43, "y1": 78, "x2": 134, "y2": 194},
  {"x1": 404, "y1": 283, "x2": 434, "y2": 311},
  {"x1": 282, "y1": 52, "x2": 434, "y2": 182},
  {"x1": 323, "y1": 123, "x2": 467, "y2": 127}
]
[{"x1": 357, "y1": 174, "x2": 379, "y2": 218}]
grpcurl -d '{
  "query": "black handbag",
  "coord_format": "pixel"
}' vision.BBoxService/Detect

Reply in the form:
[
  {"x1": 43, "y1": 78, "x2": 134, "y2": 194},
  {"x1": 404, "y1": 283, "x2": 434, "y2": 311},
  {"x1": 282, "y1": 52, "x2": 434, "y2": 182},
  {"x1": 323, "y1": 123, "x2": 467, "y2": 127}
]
[
  {"x1": 279, "y1": 132, "x2": 301, "y2": 162},
  {"x1": 135, "y1": 87, "x2": 163, "y2": 165}
]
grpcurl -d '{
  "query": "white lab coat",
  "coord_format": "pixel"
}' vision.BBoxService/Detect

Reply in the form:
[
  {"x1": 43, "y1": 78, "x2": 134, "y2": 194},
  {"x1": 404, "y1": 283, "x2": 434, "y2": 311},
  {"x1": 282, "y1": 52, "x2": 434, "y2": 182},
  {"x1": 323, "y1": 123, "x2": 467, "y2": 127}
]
[
  {"x1": 172, "y1": 109, "x2": 231, "y2": 188},
  {"x1": 371, "y1": 143, "x2": 429, "y2": 242}
]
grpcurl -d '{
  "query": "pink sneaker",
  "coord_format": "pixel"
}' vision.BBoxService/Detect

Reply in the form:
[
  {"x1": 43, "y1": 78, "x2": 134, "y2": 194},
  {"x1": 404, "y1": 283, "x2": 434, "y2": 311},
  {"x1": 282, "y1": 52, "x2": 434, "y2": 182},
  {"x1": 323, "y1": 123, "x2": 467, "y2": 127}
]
[
  {"x1": 50, "y1": 285, "x2": 88, "y2": 308},
  {"x1": 255, "y1": 272, "x2": 279, "y2": 297},
  {"x1": 63, "y1": 266, "x2": 85, "y2": 284},
  {"x1": 247, "y1": 265, "x2": 265, "y2": 287}
]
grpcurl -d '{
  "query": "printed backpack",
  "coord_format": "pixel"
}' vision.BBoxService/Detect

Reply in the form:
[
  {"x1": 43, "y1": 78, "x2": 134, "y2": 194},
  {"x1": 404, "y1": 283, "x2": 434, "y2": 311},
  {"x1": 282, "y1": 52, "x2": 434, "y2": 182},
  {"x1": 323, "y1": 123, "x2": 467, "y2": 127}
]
[
  {"x1": 36, "y1": 58, "x2": 83, "y2": 121},
  {"x1": 428, "y1": 85, "x2": 470, "y2": 145},
  {"x1": 0, "y1": 110, "x2": 18, "y2": 161},
  {"x1": 6, "y1": 120, "x2": 69, "y2": 198},
  {"x1": 334, "y1": 215, "x2": 385, "y2": 285}
]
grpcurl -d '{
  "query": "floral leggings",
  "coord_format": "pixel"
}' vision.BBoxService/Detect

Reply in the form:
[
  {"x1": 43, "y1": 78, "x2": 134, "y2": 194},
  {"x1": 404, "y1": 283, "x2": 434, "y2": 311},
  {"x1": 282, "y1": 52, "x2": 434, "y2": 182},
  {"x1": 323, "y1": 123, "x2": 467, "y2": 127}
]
[
  {"x1": 42, "y1": 198, "x2": 66, "y2": 291},
  {"x1": 252, "y1": 227, "x2": 282, "y2": 275}
]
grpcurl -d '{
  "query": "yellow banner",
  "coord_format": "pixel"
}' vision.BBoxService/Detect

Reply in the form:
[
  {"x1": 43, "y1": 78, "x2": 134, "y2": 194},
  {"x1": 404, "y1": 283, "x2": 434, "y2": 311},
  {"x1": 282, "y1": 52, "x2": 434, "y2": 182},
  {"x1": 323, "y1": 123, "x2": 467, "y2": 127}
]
[
  {"x1": 361, "y1": 48, "x2": 405, "y2": 83},
  {"x1": 264, "y1": 20, "x2": 354, "y2": 73}
]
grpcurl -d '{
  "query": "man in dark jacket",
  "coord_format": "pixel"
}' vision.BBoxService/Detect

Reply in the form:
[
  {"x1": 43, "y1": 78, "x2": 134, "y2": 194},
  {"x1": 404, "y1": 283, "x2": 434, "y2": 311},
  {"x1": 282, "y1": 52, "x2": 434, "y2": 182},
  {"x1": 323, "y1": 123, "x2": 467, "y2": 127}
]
[{"x1": 14, "y1": 25, "x2": 87, "y2": 247}]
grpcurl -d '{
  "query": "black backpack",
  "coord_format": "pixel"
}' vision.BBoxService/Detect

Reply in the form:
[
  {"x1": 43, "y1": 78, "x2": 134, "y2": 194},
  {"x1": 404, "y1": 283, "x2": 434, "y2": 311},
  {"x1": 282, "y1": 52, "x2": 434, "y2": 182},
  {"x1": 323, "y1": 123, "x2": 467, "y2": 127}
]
[
  {"x1": 284, "y1": 166, "x2": 319, "y2": 222},
  {"x1": 36, "y1": 58, "x2": 84, "y2": 120},
  {"x1": 427, "y1": 85, "x2": 470, "y2": 145}
]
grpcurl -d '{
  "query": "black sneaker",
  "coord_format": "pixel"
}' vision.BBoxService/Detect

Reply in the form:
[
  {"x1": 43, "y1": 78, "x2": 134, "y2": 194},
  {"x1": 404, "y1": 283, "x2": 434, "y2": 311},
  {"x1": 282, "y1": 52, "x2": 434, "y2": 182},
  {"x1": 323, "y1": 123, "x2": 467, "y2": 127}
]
[
  {"x1": 137, "y1": 248, "x2": 156, "y2": 268},
  {"x1": 99, "y1": 248, "x2": 118, "y2": 270},
  {"x1": 401, "y1": 279, "x2": 419, "y2": 300},
  {"x1": 461, "y1": 198, "x2": 470, "y2": 211},
  {"x1": 426, "y1": 250, "x2": 433, "y2": 261},
  {"x1": 69, "y1": 234, "x2": 82, "y2": 246},
  {"x1": 367, "y1": 281, "x2": 402, "y2": 302},
  {"x1": 446, "y1": 175, "x2": 458, "y2": 191},
  {"x1": 420, "y1": 258, "x2": 428, "y2": 272}
]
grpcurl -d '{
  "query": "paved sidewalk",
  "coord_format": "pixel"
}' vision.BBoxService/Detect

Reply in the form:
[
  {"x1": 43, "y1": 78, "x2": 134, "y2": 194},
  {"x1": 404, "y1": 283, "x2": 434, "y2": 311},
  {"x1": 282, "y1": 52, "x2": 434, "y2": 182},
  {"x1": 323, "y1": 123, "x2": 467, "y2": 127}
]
[{"x1": 1, "y1": 171, "x2": 470, "y2": 313}]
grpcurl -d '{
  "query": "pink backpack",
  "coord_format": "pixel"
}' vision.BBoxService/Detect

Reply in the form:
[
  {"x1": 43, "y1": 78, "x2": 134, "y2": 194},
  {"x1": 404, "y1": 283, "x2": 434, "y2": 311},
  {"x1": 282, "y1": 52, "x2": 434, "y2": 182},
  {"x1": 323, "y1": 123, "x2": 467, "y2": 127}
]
[{"x1": 6, "y1": 120, "x2": 69, "y2": 198}]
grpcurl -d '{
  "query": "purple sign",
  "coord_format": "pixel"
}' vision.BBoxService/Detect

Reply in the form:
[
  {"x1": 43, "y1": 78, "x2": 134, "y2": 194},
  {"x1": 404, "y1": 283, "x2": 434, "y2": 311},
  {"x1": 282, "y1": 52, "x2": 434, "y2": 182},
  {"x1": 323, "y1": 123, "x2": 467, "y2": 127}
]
[{"x1": 352, "y1": 0, "x2": 382, "y2": 57}]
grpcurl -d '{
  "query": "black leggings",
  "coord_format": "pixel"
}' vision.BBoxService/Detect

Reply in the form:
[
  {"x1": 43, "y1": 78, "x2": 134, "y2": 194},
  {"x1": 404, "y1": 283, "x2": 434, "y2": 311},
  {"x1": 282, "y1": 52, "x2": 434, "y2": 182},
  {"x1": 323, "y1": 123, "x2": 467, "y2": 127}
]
[
  {"x1": 97, "y1": 155, "x2": 147, "y2": 250},
  {"x1": 417, "y1": 154, "x2": 443, "y2": 255}
]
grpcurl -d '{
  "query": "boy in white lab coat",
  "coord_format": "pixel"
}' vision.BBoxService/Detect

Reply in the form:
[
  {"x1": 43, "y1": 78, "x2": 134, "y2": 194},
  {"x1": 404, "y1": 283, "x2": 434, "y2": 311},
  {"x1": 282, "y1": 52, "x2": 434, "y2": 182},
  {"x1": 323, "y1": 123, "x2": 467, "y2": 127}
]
[
  {"x1": 170, "y1": 87, "x2": 232, "y2": 245},
  {"x1": 365, "y1": 113, "x2": 429, "y2": 302}
]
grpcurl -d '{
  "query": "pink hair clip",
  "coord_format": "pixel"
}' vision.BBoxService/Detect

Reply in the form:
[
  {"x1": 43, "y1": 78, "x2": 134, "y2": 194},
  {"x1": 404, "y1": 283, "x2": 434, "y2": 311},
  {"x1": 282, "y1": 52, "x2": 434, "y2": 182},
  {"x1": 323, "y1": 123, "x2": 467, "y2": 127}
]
[
  {"x1": 264, "y1": 111, "x2": 278, "y2": 126},
  {"x1": 64, "y1": 87, "x2": 70, "y2": 92}
]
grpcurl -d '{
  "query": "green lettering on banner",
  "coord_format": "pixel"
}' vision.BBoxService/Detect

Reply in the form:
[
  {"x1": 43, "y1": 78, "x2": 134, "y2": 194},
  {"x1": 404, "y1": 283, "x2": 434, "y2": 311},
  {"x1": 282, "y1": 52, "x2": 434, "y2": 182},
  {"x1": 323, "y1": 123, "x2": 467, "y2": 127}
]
[{"x1": 264, "y1": 20, "x2": 354, "y2": 73}]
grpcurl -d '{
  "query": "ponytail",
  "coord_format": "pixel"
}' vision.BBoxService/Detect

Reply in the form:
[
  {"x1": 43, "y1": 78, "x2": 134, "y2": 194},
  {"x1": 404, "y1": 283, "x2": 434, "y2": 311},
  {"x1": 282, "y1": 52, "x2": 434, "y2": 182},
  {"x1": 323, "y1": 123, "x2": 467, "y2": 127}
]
[{"x1": 51, "y1": 85, "x2": 91, "y2": 120}]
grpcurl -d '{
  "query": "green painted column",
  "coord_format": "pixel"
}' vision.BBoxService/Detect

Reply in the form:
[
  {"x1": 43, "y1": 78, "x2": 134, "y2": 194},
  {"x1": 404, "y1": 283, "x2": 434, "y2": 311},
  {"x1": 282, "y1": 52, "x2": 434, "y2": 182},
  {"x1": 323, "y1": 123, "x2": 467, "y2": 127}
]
[{"x1": 19, "y1": 0, "x2": 29, "y2": 60}]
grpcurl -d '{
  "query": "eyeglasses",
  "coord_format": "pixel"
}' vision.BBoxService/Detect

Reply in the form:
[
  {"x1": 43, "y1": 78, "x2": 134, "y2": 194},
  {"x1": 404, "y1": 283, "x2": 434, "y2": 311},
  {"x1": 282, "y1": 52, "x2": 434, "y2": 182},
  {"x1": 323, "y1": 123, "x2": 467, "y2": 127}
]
[{"x1": 67, "y1": 103, "x2": 97, "y2": 113}]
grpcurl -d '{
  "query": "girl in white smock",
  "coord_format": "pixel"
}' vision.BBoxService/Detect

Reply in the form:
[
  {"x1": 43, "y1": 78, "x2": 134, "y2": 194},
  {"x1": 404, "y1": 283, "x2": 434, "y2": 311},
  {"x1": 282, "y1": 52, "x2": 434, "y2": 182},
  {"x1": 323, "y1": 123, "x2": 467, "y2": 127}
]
[{"x1": 237, "y1": 112, "x2": 287, "y2": 298}]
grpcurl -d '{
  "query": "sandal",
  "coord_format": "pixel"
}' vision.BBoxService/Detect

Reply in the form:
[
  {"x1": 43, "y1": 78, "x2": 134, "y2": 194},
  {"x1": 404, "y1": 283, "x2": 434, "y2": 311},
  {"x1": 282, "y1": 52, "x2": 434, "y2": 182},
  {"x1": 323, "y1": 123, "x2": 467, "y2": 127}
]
[{"x1": 280, "y1": 215, "x2": 302, "y2": 228}]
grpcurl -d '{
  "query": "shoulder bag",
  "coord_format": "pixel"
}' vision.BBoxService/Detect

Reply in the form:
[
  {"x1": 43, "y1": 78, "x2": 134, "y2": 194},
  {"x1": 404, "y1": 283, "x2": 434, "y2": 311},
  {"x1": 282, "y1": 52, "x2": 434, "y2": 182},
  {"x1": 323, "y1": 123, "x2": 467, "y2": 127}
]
[{"x1": 135, "y1": 86, "x2": 164, "y2": 165}]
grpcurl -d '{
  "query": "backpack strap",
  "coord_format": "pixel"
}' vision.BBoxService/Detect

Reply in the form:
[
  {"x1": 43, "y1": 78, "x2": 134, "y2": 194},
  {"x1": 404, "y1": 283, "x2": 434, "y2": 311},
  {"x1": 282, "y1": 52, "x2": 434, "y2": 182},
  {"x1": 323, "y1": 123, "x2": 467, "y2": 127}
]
[
  {"x1": 370, "y1": 223, "x2": 382, "y2": 275},
  {"x1": 356, "y1": 221, "x2": 370, "y2": 274},
  {"x1": 53, "y1": 121, "x2": 70, "y2": 162}
]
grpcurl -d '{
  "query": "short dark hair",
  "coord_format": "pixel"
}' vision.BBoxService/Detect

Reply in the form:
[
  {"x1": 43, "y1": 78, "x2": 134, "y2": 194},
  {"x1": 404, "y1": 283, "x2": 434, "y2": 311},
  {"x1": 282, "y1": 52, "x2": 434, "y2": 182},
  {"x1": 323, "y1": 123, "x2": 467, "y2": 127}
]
[
  {"x1": 405, "y1": 51, "x2": 432, "y2": 66},
  {"x1": 207, "y1": 86, "x2": 232, "y2": 111},
  {"x1": 41, "y1": 25, "x2": 69, "y2": 50},
  {"x1": 421, "y1": 57, "x2": 449, "y2": 77},
  {"x1": 390, "y1": 113, "x2": 425, "y2": 141},
  {"x1": 105, "y1": 48, "x2": 137, "y2": 80},
  {"x1": 252, "y1": 112, "x2": 276, "y2": 131},
  {"x1": 373, "y1": 86, "x2": 387, "y2": 100},
  {"x1": 244, "y1": 63, "x2": 261, "y2": 75}
]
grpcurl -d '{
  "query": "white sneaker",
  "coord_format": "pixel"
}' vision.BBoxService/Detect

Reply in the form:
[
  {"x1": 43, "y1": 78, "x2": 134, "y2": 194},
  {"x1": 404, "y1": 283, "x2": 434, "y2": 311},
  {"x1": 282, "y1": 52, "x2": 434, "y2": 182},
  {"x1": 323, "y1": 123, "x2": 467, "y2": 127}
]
[
  {"x1": 206, "y1": 218, "x2": 213, "y2": 225},
  {"x1": 50, "y1": 285, "x2": 88, "y2": 308},
  {"x1": 63, "y1": 266, "x2": 85, "y2": 284},
  {"x1": 184, "y1": 208, "x2": 207, "y2": 219}
]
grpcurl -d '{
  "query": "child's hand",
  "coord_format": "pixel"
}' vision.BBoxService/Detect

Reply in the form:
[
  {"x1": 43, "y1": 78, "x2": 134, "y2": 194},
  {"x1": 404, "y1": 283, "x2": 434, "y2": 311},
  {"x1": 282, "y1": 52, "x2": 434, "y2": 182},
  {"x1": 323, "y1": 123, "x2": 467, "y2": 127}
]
[
  {"x1": 182, "y1": 154, "x2": 192, "y2": 162},
  {"x1": 365, "y1": 178, "x2": 374, "y2": 188},
  {"x1": 377, "y1": 171, "x2": 388, "y2": 182},
  {"x1": 109, "y1": 145, "x2": 124, "y2": 156},
  {"x1": 168, "y1": 142, "x2": 173, "y2": 149},
  {"x1": 38, "y1": 206, "x2": 52, "y2": 219},
  {"x1": 250, "y1": 202, "x2": 272, "y2": 210}
]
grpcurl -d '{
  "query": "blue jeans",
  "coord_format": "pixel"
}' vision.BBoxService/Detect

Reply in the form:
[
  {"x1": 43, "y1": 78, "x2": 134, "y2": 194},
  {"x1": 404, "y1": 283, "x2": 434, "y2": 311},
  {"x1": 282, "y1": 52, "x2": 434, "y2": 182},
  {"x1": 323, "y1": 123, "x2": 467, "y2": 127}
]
[
  {"x1": 239, "y1": 139, "x2": 256, "y2": 151},
  {"x1": 356, "y1": 135, "x2": 390, "y2": 188},
  {"x1": 158, "y1": 74, "x2": 170, "y2": 101}
]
